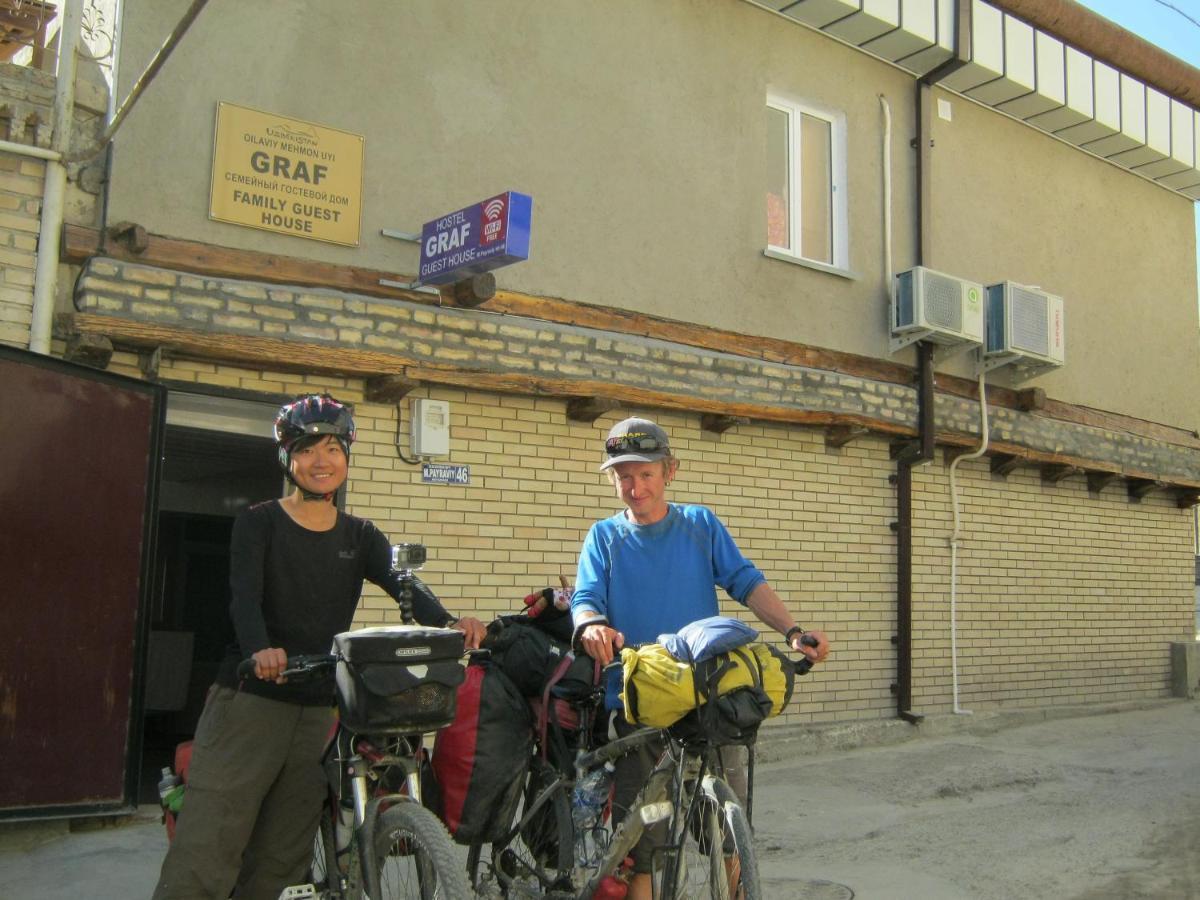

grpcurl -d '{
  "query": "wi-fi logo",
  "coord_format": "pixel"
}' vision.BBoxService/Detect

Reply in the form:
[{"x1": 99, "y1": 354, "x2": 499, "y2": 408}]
[{"x1": 483, "y1": 198, "x2": 505, "y2": 221}]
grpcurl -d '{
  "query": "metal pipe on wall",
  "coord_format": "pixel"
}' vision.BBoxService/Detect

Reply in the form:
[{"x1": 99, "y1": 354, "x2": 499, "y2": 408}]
[
  {"x1": 892, "y1": 0, "x2": 974, "y2": 722},
  {"x1": 28, "y1": 0, "x2": 84, "y2": 355}
]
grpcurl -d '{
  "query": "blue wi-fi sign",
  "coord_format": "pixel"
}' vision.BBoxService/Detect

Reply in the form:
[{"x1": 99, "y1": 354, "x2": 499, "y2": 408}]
[{"x1": 418, "y1": 191, "x2": 532, "y2": 286}]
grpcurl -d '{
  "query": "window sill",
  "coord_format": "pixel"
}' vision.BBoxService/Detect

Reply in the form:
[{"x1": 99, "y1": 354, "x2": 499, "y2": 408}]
[{"x1": 763, "y1": 248, "x2": 856, "y2": 281}]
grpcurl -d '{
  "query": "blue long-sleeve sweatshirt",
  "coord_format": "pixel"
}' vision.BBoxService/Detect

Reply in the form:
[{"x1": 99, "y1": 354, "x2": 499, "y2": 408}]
[{"x1": 572, "y1": 503, "x2": 765, "y2": 707}]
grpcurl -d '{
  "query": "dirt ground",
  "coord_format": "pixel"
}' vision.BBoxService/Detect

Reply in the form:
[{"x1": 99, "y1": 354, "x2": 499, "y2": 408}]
[{"x1": 1, "y1": 699, "x2": 1197, "y2": 899}]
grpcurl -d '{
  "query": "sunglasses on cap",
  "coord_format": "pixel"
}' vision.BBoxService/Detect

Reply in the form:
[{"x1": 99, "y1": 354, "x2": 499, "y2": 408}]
[{"x1": 605, "y1": 433, "x2": 667, "y2": 455}]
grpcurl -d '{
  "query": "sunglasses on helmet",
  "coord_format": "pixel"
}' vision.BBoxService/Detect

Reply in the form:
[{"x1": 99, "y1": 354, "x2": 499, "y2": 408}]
[{"x1": 605, "y1": 433, "x2": 667, "y2": 456}]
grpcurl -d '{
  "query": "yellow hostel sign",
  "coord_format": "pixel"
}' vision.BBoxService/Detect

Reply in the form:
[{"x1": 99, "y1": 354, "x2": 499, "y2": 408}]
[{"x1": 210, "y1": 102, "x2": 364, "y2": 246}]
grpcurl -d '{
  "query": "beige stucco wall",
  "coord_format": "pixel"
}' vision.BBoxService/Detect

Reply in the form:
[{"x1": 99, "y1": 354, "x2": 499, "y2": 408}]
[
  {"x1": 105, "y1": 1, "x2": 912, "y2": 363},
  {"x1": 925, "y1": 88, "x2": 1200, "y2": 428},
  {"x1": 106, "y1": 0, "x2": 1198, "y2": 428}
]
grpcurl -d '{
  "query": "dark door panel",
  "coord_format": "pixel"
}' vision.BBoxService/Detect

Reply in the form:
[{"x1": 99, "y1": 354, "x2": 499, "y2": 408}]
[{"x1": 0, "y1": 346, "x2": 164, "y2": 818}]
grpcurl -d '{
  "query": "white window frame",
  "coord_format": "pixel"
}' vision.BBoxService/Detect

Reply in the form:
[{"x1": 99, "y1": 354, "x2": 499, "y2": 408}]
[{"x1": 765, "y1": 93, "x2": 849, "y2": 276}]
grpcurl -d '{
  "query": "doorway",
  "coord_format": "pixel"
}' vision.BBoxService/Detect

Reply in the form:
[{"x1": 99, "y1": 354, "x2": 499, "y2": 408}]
[{"x1": 141, "y1": 392, "x2": 282, "y2": 800}]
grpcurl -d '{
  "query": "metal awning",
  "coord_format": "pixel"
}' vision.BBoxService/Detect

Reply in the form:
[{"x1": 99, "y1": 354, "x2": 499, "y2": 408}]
[{"x1": 763, "y1": 0, "x2": 1200, "y2": 199}]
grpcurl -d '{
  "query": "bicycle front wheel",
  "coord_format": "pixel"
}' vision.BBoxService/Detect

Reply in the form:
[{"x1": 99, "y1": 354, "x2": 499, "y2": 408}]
[
  {"x1": 667, "y1": 775, "x2": 761, "y2": 900},
  {"x1": 370, "y1": 801, "x2": 472, "y2": 899}
]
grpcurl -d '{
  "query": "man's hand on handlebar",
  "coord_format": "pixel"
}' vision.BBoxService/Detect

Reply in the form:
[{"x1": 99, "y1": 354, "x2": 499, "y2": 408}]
[
  {"x1": 452, "y1": 616, "x2": 487, "y2": 650},
  {"x1": 579, "y1": 622, "x2": 625, "y2": 667},
  {"x1": 251, "y1": 647, "x2": 288, "y2": 684},
  {"x1": 790, "y1": 629, "x2": 830, "y2": 664}
]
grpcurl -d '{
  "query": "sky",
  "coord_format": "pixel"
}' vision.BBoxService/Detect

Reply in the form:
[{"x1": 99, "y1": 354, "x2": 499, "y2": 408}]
[{"x1": 1074, "y1": 0, "x2": 1200, "y2": 288}]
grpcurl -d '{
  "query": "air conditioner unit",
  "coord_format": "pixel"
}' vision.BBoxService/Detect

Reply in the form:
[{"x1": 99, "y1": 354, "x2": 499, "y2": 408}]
[
  {"x1": 982, "y1": 282, "x2": 1065, "y2": 375},
  {"x1": 890, "y1": 266, "x2": 984, "y2": 355}
]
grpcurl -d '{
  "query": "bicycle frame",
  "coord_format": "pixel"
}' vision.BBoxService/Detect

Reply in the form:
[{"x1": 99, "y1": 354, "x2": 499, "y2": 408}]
[
  {"x1": 317, "y1": 725, "x2": 428, "y2": 898},
  {"x1": 577, "y1": 731, "x2": 728, "y2": 899}
]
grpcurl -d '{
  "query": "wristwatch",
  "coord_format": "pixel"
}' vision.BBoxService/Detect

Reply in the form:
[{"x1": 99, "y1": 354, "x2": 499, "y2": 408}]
[{"x1": 784, "y1": 625, "x2": 806, "y2": 644}]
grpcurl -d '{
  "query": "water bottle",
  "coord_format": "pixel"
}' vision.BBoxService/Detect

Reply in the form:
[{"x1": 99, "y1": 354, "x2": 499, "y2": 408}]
[
  {"x1": 157, "y1": 767, "x2": 184, "y2": 813},
  {"x1": 571, "y1": 761, "x2": 614, "y2": 866},
  {"x1": 157, "y1": 767, "x2": 180, "y2": 804}
]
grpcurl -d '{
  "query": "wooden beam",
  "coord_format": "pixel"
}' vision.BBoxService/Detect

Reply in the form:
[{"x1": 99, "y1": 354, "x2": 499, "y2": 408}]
[
  {"x1": 364, "y1": 374, "x2": 420, "y2": 404},
  {"x1": 106, "y1": 221, "x2": 149, "y2": 255},
  {"x1": 139, "y1": 346, "x2": 163, "y2": 380},
  {"x1": 1087, "y1": 472, "x2": 1119, "y2": 495},
  {"x1": 62, "y1": 332, "x2": 112, "y2": 369},
  {"x1": 942, "y1": 446, "x2": 974, "y2": 467},
  {"x1": 1127, "y1": 478, "x2": 1164, "y2": 502},
  {"x1": 1016, "y1": 387, "x2": 1046, "y2": 412},
  {"x1": 58, "y1": 224, "x2": 1200, "y2": 453},
  {"x1": 63, "y1": 223, "x2": 434, "y2": 305},
  {"x1": 991, "y1": 454, "x2": 1022, "y2": 478},
  {"x1": 702, "y1": 414, "x2": 749, "y2": 435},
  {"x1": 439, "y1": 273, "x2": 496, "y2": 308},
  {"x1": 890, "y1": 438, "x2": 922, "y2": 463},
  {"x1": 825, "y1": 424, "x2": 869, "y2": 448},
  {"x1": 566, "y1": 397, "x2": 622, "y2": 423},
  {"x1": 56, "y1": 311, "x2": 1200, "y2": 493},
  {"x1": 1040, "y1": 464, "x2": 1081, "y2": 484}
]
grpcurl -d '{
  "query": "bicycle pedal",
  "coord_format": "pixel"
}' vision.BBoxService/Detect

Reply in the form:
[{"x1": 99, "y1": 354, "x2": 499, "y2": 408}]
[{"x1": 277, "y1": 885, "x2": 317, "y2": 900}]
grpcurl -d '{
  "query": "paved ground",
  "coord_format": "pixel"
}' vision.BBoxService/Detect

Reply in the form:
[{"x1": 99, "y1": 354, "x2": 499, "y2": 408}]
[
  {"x1": 1, "y1": 698, "x2": 1197, "y2": 899},
  {"x1": 754, "y1": 699, "x2": 1200, "y2": 899}
]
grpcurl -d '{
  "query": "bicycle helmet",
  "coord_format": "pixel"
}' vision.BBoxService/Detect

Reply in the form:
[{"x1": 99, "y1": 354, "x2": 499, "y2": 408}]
[{"x1": 274, "y1": 393, "x2": 356, "y2": 494}]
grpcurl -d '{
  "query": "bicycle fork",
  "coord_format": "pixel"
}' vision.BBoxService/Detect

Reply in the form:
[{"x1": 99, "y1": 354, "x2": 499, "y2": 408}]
[{"x1": 347, "y1": 748, "x2": 424, "y2": 900}]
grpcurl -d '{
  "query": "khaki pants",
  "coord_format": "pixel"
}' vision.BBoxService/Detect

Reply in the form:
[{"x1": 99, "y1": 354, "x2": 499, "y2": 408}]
[{"x1": 152, "y1": 687, "x2": 335, "y2": 900}]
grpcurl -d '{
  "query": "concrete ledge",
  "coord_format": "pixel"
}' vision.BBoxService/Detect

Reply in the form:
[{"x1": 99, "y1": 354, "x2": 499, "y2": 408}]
[
  {"x1": 1171, "y1": 641, "x2": 1199, "y2": 698},
  {"x1": 757, "y1": 698, "x2": 1193, "y2": 763}
]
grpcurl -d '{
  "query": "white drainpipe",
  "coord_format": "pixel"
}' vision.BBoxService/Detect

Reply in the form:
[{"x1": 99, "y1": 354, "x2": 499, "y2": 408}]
[{"x1": 28, "y1": 0, "x2": 84, "y2": 355}]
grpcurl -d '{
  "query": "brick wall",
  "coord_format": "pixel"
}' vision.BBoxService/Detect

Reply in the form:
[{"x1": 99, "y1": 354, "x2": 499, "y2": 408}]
[
  {"x1": 910, "y1": 461, "x2": 1193, "y2": 712},
  {"x1": 76, "y1": 259, "x2": 1200, "y2": 486},
  {"x1": 0, "y1": 153, "x2": 42, "y2": 347},
  {"x1": 104, "y1": 348, "x2": 1194, "y2": 724}
]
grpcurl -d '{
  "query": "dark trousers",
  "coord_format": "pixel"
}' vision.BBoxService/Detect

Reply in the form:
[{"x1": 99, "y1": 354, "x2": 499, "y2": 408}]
[
  {"x1": 611, "y1": 716, "x2": 748, "y2": 874},
  {"x1": 152, "y1": 687, "x2": 335, "y2": 900}
]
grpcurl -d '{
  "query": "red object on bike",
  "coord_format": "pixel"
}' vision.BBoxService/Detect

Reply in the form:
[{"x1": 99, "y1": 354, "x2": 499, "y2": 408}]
[
  {"x1": 163, "y1": 741, "x2": 194, "y2": 842},
  {"x1": 593, "y1": 877, "x2": 629, "y2": 899},
  {"x1": 592, "y1": 857, "x2": 633, "y2": 899}
]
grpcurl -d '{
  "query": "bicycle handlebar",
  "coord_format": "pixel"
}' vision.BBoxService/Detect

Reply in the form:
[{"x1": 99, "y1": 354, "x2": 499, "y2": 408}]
[
  {"x1": 235, "y1": 653, "x2": 337, "y2": 681},
  {"x1": 792, "y1": 633, "x2": 820, "y2": 676}
]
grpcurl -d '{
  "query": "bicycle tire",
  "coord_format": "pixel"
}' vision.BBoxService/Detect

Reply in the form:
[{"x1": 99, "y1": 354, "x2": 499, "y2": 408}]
[
  {"x1": 665, "y1": 776, "x2": 761, "y2": 899},
  {"x1": 473, "y1": 756, "x2": 574, "y2": 896},
  {"x1": 308, "y1": 810, "x2": 337, "y2": 890},
  {"x1": 369, "y1": 801, "x2": 472, "y2": 899},
  {"x1": 657, "y1": 777, "x2": 758, "y2": 900}
]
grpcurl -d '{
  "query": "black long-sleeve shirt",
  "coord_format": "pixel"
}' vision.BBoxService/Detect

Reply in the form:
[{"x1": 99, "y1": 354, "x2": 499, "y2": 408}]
[{"x1": 216, "y1": 500, "x2": 452, "y2": 704}]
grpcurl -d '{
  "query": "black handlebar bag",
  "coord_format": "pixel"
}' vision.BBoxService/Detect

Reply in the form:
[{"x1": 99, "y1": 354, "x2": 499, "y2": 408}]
[{"x1": 333, "y1": 625, "x2": 466, "y2": 734}]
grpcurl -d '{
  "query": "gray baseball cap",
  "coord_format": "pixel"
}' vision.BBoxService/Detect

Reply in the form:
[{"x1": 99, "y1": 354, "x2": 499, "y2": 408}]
[{"x1": 599, "y1": 417, "x2": 671, "y2": 471}]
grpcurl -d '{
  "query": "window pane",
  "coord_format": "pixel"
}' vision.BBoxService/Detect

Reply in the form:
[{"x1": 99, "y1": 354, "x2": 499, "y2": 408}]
[
  {"x1": 766, "y1": 106, "x2": 790, "y2": 249},
  {"x1": 799, "y1": 112, "x2": 832, "y2": 264}
]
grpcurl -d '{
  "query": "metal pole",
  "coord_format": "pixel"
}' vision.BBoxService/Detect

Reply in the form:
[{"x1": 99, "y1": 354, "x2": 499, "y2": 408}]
[
  {"x1": 29, "y1": 0, "x2": 84, "y2": 355},
  {"x1": 67, "y1": 0, "x2": 212, "y2": 163}
]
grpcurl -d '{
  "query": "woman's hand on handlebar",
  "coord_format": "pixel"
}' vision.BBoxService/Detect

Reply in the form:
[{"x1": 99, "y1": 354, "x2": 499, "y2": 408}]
[
  {"x1": 250, "y1": 647, "x2": 288, "y2": 684},
  {"x1": 790, "y1": 629, "x2": 829, "y2": 664},
  {"x1": 579, "y1": 622, "x2": 625, "y2": 666}
]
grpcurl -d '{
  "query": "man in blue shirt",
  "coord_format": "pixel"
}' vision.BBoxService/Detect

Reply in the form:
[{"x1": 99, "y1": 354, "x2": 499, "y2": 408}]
[{"x1": 571, "y1": 416, "x2": 829, "y2": 897}]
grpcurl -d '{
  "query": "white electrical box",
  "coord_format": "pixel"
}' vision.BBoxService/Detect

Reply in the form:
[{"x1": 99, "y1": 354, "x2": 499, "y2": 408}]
[
  {"x1": 980, "y1": 281, "x2": 1065, "y2": 379},
  {"x1": 410, "y1": 399, "x2": 450, "y2": 457},
  {"x1": 890, "y1": 265, "x2": 985, "y2": 356}
]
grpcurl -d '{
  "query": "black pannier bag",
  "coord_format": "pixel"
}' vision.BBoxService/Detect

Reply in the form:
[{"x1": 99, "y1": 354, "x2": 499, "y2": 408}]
[
  {"x1": 333, "y1": 625, "x2": 465, "y2": 734},
  {"x1": 431, "y1": 659, "x2": 533, "y2": 845}
]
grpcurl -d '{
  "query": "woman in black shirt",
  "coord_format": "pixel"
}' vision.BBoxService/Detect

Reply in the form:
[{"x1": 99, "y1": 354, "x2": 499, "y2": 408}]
[{"x1": 153, "y1": 394, "x2": 484, "y2": 899}]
